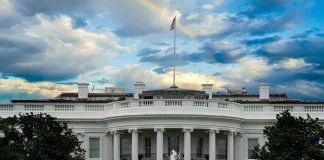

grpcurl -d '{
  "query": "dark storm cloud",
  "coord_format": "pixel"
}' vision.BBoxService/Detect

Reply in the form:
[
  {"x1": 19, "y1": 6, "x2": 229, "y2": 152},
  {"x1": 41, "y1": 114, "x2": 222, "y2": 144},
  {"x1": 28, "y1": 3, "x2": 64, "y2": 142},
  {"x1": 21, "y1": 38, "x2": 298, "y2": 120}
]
[
  {"x1": 243, "y1": 36, "x2": 281, "y2": 45},
  {"x1": 0, "y1": 35, "x2": 45, "y2": 71}
]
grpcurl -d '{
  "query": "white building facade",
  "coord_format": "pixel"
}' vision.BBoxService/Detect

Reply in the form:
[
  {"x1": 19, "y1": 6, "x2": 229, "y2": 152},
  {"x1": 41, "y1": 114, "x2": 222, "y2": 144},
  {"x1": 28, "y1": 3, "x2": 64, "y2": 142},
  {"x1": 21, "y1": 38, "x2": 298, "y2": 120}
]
[{"x1": 0, "y1": 82, "x2": 324, "y2": 160}]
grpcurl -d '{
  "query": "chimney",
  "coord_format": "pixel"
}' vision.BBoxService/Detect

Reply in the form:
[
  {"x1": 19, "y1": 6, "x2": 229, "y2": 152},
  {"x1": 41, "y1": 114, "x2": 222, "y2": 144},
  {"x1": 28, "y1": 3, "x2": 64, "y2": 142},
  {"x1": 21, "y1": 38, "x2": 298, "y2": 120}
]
[
  {"x1": 133, "y1": 82, "x2": 145, "y2": 99},
  {"x1": 259, "y1": 83, "x2": 270, "y2": 100},
  {"x1": 202, "y1": 84, "x2": 213, "y2": 99},
  {"x1": 78, "y1": 83, "x2": 89, "y2": 99}
]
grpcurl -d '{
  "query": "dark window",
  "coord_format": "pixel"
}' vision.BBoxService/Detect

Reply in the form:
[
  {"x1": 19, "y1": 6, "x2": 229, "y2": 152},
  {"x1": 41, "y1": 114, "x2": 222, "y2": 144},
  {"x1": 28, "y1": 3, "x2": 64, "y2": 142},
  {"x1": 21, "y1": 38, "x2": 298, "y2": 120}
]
[
  {"x1": 196, "y1": 137, "x2": 203, "y2": 157},
  {"x1": 89, "y1": 138, "x2": 100, "y2": 158},
  {"x1": 144, "y1": 137, "x2": 152, "y2": 157},
  {"x1": 217, "y1": 138, "x2": 227, "y2": 159},
  {"x1": 168, "y1": 136, "x2": 179, "y2": 153},
  {"x1": 248, "y1": 138, "x2": 258, "y2": 159},
  {"x1": 121, "y1": 138, "x2": 130, "y2": 155}
]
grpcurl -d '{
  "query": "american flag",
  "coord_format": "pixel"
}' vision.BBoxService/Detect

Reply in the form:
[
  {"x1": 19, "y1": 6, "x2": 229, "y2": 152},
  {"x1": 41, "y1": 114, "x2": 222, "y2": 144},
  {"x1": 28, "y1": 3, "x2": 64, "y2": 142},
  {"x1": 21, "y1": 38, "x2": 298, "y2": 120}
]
[{"x1": 170, "y1": 16, "x2": 176, "y2": 30}]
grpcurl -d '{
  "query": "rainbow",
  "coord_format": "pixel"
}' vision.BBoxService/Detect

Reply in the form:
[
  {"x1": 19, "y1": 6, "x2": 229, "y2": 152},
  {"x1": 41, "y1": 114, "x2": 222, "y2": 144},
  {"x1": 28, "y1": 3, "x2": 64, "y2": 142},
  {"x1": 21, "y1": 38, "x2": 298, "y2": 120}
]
[{"x1": 136, "y1": 0, "x2": 197, "y2": 40}]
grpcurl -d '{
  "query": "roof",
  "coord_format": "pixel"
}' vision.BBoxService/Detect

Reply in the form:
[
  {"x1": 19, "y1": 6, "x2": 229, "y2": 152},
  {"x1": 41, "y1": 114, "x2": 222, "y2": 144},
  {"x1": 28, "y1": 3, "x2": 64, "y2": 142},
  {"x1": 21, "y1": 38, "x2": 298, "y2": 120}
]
[
  {"x1": 142, "y1": 87, "x2": 207, "y2": 96},
  {"x1": 212, "y1": 93, "x2": 288, "y2": 97},
  {"x1": 237, "y1": 100, "x2": 324, "y2": 104},
  {"x1": 11, "y1": 99, "x2": 114, "y2": 103},
  {"x1": 55, "y1": 93, "x2": 133, "y2": 98}
]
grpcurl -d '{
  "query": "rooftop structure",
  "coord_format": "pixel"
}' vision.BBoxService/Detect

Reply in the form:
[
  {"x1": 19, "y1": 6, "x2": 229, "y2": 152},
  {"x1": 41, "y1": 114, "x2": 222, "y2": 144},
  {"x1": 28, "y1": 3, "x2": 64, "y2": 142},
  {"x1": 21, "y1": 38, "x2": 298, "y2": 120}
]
[{"x1": 0, "y1": 82, "x2": 323, "y2": 160}]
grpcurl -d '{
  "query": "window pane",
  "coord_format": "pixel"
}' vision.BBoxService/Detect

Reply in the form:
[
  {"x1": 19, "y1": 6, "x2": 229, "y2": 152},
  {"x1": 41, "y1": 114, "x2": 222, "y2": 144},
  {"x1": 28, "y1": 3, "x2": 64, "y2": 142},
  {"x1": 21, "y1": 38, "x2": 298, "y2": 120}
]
[
  {"x1": 248, "y1": 138, "x2": 258, "y2": 158},
  {"x1": 217, "y1": 138, "x2": 227, "y2": 159},
  {"x1": 121, "y1": 138, "x2": 130, "y2": 155},
  {"x1": 144, "y1": 137, "x2": 151, "y2": 157},
  {"x1": 89, "y1": 138, "x2": 100, "y2": 158},
  {"x1": 196, "y1": 137, "x2": 203, "y2": 157},
  {"x1": 168, "y1": 136, "x2": 179, "y2": 153}
]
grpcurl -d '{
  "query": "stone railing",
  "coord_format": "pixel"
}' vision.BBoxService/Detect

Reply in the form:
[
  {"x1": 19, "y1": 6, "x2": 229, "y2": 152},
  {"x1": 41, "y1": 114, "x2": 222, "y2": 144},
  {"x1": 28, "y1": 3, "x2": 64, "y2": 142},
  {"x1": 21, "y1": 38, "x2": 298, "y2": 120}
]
[{"x1": 0, "y1": 100, "x2": 323, "y2": 120}]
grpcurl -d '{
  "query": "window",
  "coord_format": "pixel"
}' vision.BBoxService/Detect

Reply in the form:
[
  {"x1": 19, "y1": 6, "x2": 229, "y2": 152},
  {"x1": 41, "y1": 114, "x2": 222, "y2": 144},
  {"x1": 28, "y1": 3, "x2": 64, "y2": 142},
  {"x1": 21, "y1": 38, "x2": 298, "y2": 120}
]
[
  {"x1": 196, "y1": 137, "x2": 203, "y2": 157},
  {"x1": 248, "y1": 138, "x2": 259, "y2": 159},
  {"x1": 121, "y1": 138, "x2": 130, "y2": 155},
  {"x1": 89, "y1": 138, "x2": 100, "y2": 158},
  {"x1": 217, "y1": 138, "x2": 227, "y2": 159},
  {"x1": 168, "y1": 136, "x2": 179, "y2": 153},
  {"x1": 144, "y1": 137, "x2": 152, "y2": 157}
]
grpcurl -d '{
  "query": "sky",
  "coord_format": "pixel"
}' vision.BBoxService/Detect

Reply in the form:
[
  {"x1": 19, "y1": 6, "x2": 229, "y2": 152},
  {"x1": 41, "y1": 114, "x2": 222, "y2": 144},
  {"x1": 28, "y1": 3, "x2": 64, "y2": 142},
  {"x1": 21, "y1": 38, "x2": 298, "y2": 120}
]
[{"x1": 0, "y1": 0, "x2": 323, "y2": 102}]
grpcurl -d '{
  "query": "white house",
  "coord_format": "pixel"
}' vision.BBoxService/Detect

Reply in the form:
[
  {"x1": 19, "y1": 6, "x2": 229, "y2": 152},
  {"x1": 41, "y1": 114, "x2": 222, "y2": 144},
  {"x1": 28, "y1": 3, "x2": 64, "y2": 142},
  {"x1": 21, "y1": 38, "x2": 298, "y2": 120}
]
[{"x1": 0, "y1": 82, "x2": 323, "y2": 160}]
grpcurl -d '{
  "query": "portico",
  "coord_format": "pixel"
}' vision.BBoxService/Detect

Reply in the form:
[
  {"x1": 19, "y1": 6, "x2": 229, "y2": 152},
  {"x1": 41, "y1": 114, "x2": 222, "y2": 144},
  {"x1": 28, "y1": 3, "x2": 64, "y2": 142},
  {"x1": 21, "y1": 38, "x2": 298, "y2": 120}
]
[{"x1": 108, "y1": 128, "x2": 240, "y2": 160}]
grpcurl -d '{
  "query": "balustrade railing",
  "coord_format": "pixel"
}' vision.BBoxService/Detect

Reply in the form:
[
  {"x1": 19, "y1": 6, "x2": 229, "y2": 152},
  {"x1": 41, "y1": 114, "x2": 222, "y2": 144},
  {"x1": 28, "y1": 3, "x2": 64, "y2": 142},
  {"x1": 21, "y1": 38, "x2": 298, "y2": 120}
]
[
  {"x1": 0, "y1": 104, "x2": 13, "y2": 111},
  {"x1": 0, "y1": 100, "x2": 323, "y2": 117}
]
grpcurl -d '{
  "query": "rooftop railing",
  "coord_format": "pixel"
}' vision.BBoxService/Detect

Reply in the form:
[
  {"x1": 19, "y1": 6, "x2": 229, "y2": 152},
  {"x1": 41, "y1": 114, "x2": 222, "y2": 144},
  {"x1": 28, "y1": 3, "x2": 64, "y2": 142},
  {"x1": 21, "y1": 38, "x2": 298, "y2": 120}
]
[{"x1": 0, "y1": 99, "x2": 324, "y2": 119}]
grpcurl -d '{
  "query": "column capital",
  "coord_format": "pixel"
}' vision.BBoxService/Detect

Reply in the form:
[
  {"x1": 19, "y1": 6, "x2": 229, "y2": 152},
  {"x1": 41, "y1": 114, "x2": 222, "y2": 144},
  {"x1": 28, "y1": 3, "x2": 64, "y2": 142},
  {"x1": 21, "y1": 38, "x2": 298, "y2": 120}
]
[
  {"x1": 128, "y1": 129, "x2": 138, "y2": 133},
  {"x1": 206, "y1": 129, "x2": 219, "y2": 134},
  {"x1": 110, "y1": 130, "x2": 120, "y2": 135},
  {"x1": 154, "y1": 128, "x2": 165, "y2": 132},
  {"x1": 182, "y1": 128, "x2": 194, "y2": 133},
  {"x1": 227, "y1": 130, "x2": 236, "y2": 135}
]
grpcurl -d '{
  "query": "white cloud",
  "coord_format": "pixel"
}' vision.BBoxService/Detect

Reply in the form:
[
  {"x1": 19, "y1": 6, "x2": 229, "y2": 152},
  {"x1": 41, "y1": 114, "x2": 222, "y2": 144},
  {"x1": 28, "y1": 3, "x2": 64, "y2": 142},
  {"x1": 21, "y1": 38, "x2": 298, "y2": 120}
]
[
  {"x1": 221, "y1": 56, "x2": 272, "y2": 83},
  {"x1": 202, "y1": 0, "x2": 225, "y2": 10},
  {"x1": 0, "y1": 77, "x2": 75, "y2": 98},
  {"x1": 278, "y1": 58, "x2": 310, "y2": 69},
  {"x1": 77, "y1": 65, "x2": 225, "y2": 92},
  {"x1": 184, "y1": 12, "x2": 239, "y2": 38}
]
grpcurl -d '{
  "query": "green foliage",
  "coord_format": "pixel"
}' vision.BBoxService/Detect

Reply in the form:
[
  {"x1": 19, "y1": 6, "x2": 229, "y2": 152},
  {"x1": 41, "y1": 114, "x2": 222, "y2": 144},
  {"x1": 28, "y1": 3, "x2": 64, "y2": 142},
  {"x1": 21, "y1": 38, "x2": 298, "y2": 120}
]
[
  {"x1": 0, "y1": 113, "x2": 85, "y2": 160},
  {"x1": 117, "y1": 96, "x2": 126, "y2": 101},
  {"x1": 252, "y1": 110, "x2": 324, "y2": 160}
]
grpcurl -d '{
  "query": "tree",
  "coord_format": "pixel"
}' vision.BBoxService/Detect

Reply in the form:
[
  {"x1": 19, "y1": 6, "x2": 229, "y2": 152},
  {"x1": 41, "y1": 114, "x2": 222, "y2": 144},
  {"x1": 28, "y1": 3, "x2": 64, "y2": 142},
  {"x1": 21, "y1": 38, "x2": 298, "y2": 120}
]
[
  {"x1": 0, "y1": 113, "x2": 85, "y2": 160},
  {"x1": 252, "y1": 110, "x2": 324, "y2": 160}
]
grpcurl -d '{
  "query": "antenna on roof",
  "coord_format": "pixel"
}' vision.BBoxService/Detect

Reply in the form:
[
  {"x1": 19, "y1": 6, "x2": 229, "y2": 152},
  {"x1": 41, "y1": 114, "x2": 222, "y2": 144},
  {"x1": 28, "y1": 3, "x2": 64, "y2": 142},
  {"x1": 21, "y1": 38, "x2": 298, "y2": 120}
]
[{"x1": 91, "y1": 85, "x2": 95, "y2": 93}]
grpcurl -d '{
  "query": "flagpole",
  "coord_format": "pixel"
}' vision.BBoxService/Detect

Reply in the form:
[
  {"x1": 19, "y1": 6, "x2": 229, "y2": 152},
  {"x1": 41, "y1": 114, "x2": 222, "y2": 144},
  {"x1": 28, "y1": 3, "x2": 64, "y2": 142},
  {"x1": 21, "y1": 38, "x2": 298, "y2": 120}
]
[{"x1": 172, "y1": 16, "x2": 176, "y2": 87}]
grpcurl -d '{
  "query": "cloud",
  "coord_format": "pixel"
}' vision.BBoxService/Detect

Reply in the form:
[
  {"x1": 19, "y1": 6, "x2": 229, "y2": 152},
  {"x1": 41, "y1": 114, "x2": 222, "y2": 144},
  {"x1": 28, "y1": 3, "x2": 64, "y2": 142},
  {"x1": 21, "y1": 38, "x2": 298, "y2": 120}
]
[
  {"x1": 276, "y1": 80, "x2": 324, "y2": 99},
  {"x1": 291, "y1": 28, "x2": 320, "y2": 39},
  {"x1": 0, "y1": 77, "x2": 76, "y2": 99},
  {"x1": 0, "y1": 14, "x2": 128, "y2": 81},
  {"x1": 277, "y1": 58, "x2": 311, "y2": 70},
  {"x1": 242, "y1": 0, "x2": 291, "y2": 17},
  {"x1": 137, "y1": 48, "x2": 161, "y2": 56},
  {"x1": 138, "y1": 39, "x2": 249, "y2": 67},
  {"x1": 0, "y1": 0, "x2": 22, "y2": 28},
  {"x1": 10, "y1": 0, "x2": 180, "y2": 36},
  {"x1": 77, "y1": 65, "x2": 225, "y2": 92},
  {"x1": 184, "y1": 12, "x2": 296, "y2": 38},
  {"x1": 259, "y1": 36, "x2": 324, "y2": 67},
  {"x1": 243, "y1": 36, "x2": 281, "y2": 45},
  {"x1": 201, "y1": 0, "x2": 226, "y2": 10}
]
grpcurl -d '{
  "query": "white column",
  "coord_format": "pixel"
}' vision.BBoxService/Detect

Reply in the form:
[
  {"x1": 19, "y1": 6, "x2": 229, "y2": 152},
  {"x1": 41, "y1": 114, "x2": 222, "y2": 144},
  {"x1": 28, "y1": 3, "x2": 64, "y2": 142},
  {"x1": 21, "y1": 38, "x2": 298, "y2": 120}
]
[
  {"x1": 106, "y1": 132, "x2": 113, "y2": 160},
  {"x1": 183, "y1": 128, "x2": 193, "y2": 160},
  {"x1": 154, "y1": 128, "x2": 164, "y2": 160},
  {"x1": 129, "y1": 129, "x2": 139, "y2": 160},
  {"x1": 227, "y1": 131, "x2": 234, "y2": 160},
  {"x1": 234, "y1": 132, "x2": 242, "y2": 160},
  {"x1": 113, "y1": 131, "x2": 120, "y2": 160},
  {"x1": 208, "y1": 129, "x2": 218, "y2": 160}
]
